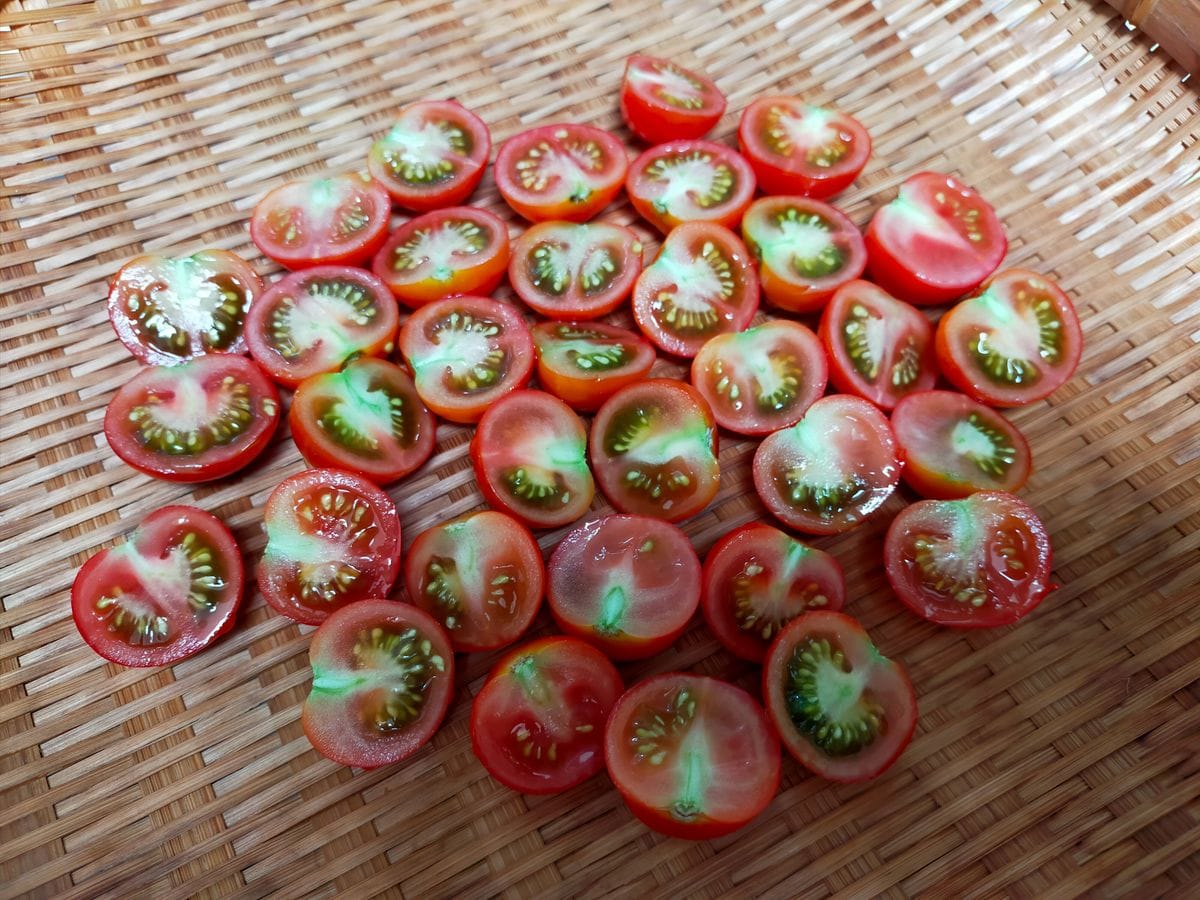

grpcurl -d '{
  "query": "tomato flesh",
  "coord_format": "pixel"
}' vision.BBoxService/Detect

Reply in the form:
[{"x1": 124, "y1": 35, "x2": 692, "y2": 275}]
[
  {"x1": 763, "y1": 611, "x2": 917, "y2": 782},
  {"x1": 71, "y1": 506, "x2": 243, "y2": 667},
  {"x1": 604, "y1": 673, "x2": 780, "y2": 840},
  {"x1": 471, "y1": 636, "x2": 623, "y2": 794},
  {"x1": 532, "y1": 321, "x2": 656, "y2": 413},
  {"x1": 884, "y1": 491, "x2": 1054, "y2": 627},
  {"x1": 626, "y1": 140, "x2": 755, "y2": 235},
  {"x1": 509, "y1": 221, "x2": 643, "y2": 319},
  {"x1": 494, "y1": 124, "x2": 628, "y2": 222},
  {"x1": 547, "y1": 515, "x2": 701, "y2": 660},
  {"x1": 619, "y1": 55, "x2": 726, "y2": 145}
]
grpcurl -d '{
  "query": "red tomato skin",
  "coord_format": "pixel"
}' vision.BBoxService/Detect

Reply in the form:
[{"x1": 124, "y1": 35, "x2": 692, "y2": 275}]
[
  {"x1": 619, "y1": 55, "x2": 726, "y2": 145},
  {"x1": 508, "y1": 222, "x2": 643, "y2": 320},
  {"x1": 532, "y1": 321, "x2": 657, "y2": 413},
  {"x1": 494, "y1": 125, "x2": 628, "y2": 223},
  {"x1": 625, "y1": 141, "x2": 756, "y2": 235}
]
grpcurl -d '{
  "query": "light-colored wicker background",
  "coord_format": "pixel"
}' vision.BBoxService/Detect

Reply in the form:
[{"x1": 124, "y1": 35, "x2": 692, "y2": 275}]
[{"x1": 2, "y1": 1, "x2": 1199, "y2": 897}]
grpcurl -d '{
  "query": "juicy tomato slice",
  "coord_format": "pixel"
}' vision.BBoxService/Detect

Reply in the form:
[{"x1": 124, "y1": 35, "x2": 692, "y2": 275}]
[
  {"x1": 737, "y1": 97, "x2": 871, "y2": 199},
  {"x1": 244, "y1": 266, "x2": 399, "y2": 388},
  {"x1": 589, "y1": 379, "x2": 720, "y2": 523},
  {"x1": 302, "y1": 600, "x2": 454, "y2": 769},
  {"x1": 470, "y1": 636, "x2": 623, "y2": 794},
  {"x1": 366, "y1": 100, "x2": 491, "y2": 211},
  {"x1": 71, "y1": 506, "x2": 243, "y2": 667},
  {"x1": 631, "y1": 222, "x2": 759, "y2": 358},
  {"x1": 626, "y1": 141, "x2": 756, "y2": 235},
  {"x1": 865, "y1": 171, "x2": 1007, "y2": 305},
  {"x1": 891, "y1": 390, "x2": 1031, "y2": 499},
  {"x1": 690, "y1": 319, "x2": 827, "y2": 436},
  {"x1": 258, "y1": 469, "x2": 401, "y2": 625},
  {"x1": 494, "y1": 124, "x2": 628, "y2": 223},
  {"x1": 619, "y1": 55, "x2": 727, "y2": 145},
  {"x1": 470, "y1": 390, "x2": 594, "y2": 529},
  {"x1": 547, "y1": 515, "x2": 701, "y2": 660},
  {"x1": 104, "y1": 354, "x2": 280, "y2": 483},
  {"x1": 508, "y1": 221, "x2": 643, "y2": 319},
  {"x1": 763, "y1": 611, "x2": 917, "y2": 782},
  {"x1": 701, "y1": 523, "x2": 845, "y2": 663},
  {"x1": 741, "y1": 196, "x2": 866, "y2": 313},
  {"x1": 935, "y1": 268, "x2": 1083, "y2": 407},
  {"x1": 289, "y1": 358, "x2": 435, "y2": 485},
  {"x1": 884, "y1": 491, "x2": 1054, "y2": 627},
  {"x1": 753, "y1": 394, "x2": 900, "y2": 535},
  {"x1": 531, "y1": 321, "x2": 657, "y2": 413},
  {"x1": 108, "y1": 250, "x2": 262, "y2": 365},
  {"x1": 604, "y1": 673, "x2": 780, "y2": 840},
  {"x1": 250, "y1": 172, "x2": 391, "y2": 270},
  {"x1": 819, "y1": 279, "x2": 938, "y2": 410},
  {"x1": 372, "y1": 206, "x2": 510, "y2": 308},
  {"x1": 404, "y1": 510, "x2": 544, "y2": 652},
  {"x1": 397, "y1": 295, "x2": 534, "y2": 424}
]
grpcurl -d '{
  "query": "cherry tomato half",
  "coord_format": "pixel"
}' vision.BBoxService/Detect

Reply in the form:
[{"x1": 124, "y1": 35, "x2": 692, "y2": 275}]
[
  {"x1": 605, "y1": 673, "x2": 780, "y2": 840},
  {"x1": 372, "y1": 206, "x2": 510, "y2": 308},
  {"x1": 532, "y1": 321, "x2": 657, "y2": 413},
  {"x1": 690, "y1": 319, "x2": 827, "y2": 436},
  {"x1": 884, "y1": 491, "x2": 1054, "y2": 627},
  {"x1": 589, "y1": 379, "x2": 720, "y2": 523},
  {"x1": 701, "y1": 523, "x2": 845, "y2": 663},
  {"x1": 494, "y1": 124, "x2": 628, "y2": 223},
  {"x1": 763, "y1": 611, "x2": 917, "y2": 782},
  {"x1": 107, "y1": 250, "x2": 262, "y2": 365},
  {"x1": 626, "y1": 140, "x2": 755, "y2": 235},
  {"x1": 508, "y1": 221, "x2": 643, "y2": 319},
  {"x1": 935, "y1": 268, "x2": 1083, "y2": 408},
  {"x1": 547, "y1": 515, "x2": 701, "y2": 660},
  {"x1": 250, "y1": 172, "x2": 391, "y2": 270},
  {"x1": 366, "y1": 100, "x2": 491, "y2": 211},
  {"x1": 737, "y1": 97, "x2": 871, "y2": 199},
  {"x1": 104, "y1": 354, "x2": 280, "y2": 483},
  {"x1": 397, "y1": 295, "x2": 534, "y2": 423},
  {"x1": 753, "y1": 394, "x2": 900, "y2": 535},
  {"x1": 865, "y1": 171, "x2": 1007, "y2": 305},
  {"x1": 302, "y1": 600, "x2": 454, "y2": 769},
  {"x1": 632, "y1": 222, "x2": 759, "y2": 358},
  {"x1": 619, "y1": 55, "x2": 727, "y2": 145},
  {"x1": 470, "y1": 636, "x2": 623, "y2": 794}
]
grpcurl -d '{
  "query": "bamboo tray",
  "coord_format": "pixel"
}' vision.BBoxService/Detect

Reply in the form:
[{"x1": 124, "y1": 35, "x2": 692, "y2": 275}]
[{"x1": 3, "y1": 1, "x2": 1199, "y2": 897}]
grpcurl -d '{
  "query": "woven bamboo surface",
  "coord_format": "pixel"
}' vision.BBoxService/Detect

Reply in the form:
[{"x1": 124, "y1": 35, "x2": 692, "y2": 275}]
[{"x1": 2, "y1": 0, "x2": 1199, "y2": 897}]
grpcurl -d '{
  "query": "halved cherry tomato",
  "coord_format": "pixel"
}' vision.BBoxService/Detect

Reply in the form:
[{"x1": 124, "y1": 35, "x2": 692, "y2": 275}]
[
  {"x1": 891, "y1": 390, "x2": 1031, "y2": 499},
  {"x1": 107, "y1": 250, "x2": 262, "y2": 365},
  {"x1": 935, "y1": 269, "x2": 1083, "y2": 408},
  {"x1": 404, "y1": 510, "x2": 544, "y2": 652},
  {"x1": 471, "y1": 636, "x2": 623, "y2": 794},
  {"x1": 865, "y1": 171, "x2": 1007, "y2": 305},
  {"x1": 589, "y1": 379, "x2": 719, "y2": 523},
  {"x1": 289, "y1": 358, "x2": 435, "y2": 485},
  {"x1": 531, "y1": 321, "x2": 657, "y2": 413},
  {"x1": 741, "y1": 196, "x2": 865, "y2": 313},
  {"x1": 701, "y1": 523, "x2": 845, "y2": 663},
  {"x1": 366, "y1": 100, "x2": 491, "y2": 211},
  {"x1": 690, "y1": 319, "x2": 827, "y2": 436},
  {"x1": 632, "y1": 222, "x2": 759, "y2": 358},
  {"x1": 763, "y1": 611, "x2": 916, "y2": 782},
  {"x1": 250, "y1": 172, "x2": 391, "y2": 270},
  {"x1": 302, "y1": 600, "x2": 454, "y2": 769},
  {"x1": 737, "y1": 97, "x2": 871, "y2": 199},
  {"x1": 71, "y1": 506, "x2": 243, "y2": 667},
  {"x1": 471, "y1": 391, "x2": 594, "y2": 529},
  {"x1": 244, "y1": 266, "x2": 399, "y2": 388},
  {"x1": 494, "y1": 124, "x2": 628, "y2": 222},
  {"x1": 104, "y1": 354, "x2": 280, "y2": 483},
  {"x1": 619, "y1": 55, "x2": 727, "y2": 145},
  {"x1": 753, "y1": 394, "x2": 900, "y2": 535},
  {"x1": 819, "y1": 279, "x2": 937, "y2": 410},
  {"x1": 508, "y1": 221, "x2": 643, "y2": 319},
  {"x1": 372, "y1": 206, "x2": 509, "y2": 308},
  {"x1": 258, "y1": 469, "x2": 401, "y2": 625},
  {"x1": 884, "y1": 491, "x2": 1054, "y2": 627},
  {"x1": 397, "y1": 295, "x2": 534, "y2": 423},
  {"x1": 626, "y1": 141, "x2": 755, "y2": 235},
  {"x1": 604, "y1": 673, "x2": 780, "y2": 840},
  {"x1": 547, "y1": 515, "x2": 701, "y2": 660}
]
